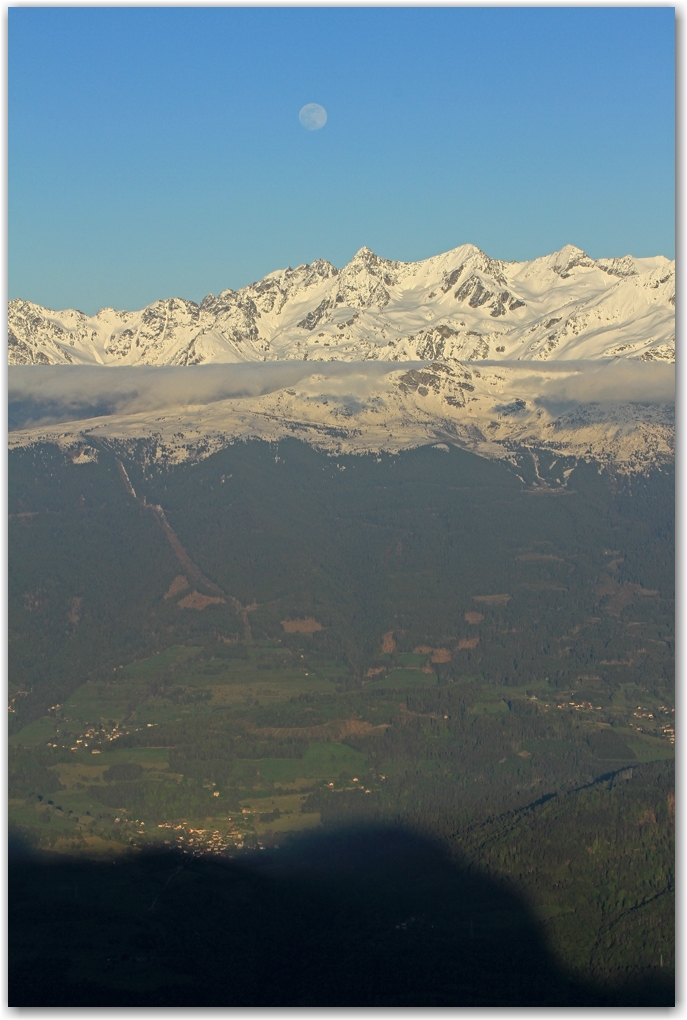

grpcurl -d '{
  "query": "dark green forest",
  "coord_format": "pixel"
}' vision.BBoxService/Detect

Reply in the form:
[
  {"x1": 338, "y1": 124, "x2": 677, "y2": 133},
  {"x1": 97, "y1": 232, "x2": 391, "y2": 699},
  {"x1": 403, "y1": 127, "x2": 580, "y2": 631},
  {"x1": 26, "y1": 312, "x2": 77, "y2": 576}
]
[{"x1": 8, "y1": 438, "x2": 674, "y2": 1005}]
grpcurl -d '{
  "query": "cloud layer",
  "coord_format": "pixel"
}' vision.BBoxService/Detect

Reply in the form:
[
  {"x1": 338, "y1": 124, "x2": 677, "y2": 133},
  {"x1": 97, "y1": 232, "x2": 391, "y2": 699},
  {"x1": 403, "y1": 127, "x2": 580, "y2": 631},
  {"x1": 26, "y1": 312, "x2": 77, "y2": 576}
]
[{"x1": 8, "y1": 360, "x2": 675, "y2": 431}]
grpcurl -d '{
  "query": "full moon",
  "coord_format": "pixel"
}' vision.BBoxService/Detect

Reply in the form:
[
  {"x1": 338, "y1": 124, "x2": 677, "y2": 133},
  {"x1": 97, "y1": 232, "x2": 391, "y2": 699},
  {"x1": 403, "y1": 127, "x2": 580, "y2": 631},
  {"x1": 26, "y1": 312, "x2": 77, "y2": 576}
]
[{"x1": 299, "y1": 103, "x2": 327, "y2": 131}]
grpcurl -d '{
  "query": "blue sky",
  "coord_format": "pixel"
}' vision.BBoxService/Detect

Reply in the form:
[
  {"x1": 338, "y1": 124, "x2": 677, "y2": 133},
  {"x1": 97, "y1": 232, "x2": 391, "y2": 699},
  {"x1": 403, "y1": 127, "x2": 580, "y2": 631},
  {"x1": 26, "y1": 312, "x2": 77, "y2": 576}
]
[{"x1": 9, "y1": 7, "x2": 675, "y2": 313}]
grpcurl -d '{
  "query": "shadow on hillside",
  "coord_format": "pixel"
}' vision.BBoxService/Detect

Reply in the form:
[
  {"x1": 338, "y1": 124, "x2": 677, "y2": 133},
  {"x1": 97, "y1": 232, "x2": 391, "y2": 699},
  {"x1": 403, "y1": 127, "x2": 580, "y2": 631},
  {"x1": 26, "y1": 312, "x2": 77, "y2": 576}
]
[{"x1": 9, "y1": 826, "x2": 673, "y2": 1007}]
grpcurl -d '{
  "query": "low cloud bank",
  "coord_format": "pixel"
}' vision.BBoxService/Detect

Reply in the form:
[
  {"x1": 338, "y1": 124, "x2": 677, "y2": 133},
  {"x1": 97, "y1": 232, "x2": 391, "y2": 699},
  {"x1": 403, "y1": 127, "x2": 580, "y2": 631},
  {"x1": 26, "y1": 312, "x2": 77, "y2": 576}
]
[
  {"x1": 8, "y1": 360, "x2": 675, "y2": 430},
  {"x1": 8, "y1": 363, "x2": 425, "y2": 429},
  {"x1": 530, "y1": 360, "x2": 675, "y2": 405},
  {"x1": 8, "y1": 363, "x2": 387, "y2": 429}
]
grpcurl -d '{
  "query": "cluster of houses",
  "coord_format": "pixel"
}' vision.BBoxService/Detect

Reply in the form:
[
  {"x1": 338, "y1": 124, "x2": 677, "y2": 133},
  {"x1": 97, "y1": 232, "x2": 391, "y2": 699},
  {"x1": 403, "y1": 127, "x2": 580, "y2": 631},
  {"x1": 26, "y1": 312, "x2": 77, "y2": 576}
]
[
  {"x1": 557, "y1": 700, "x2": 603, "y2": 711},
  {"x1": 154, "y1": 821, "x2": 253, "y2": 855}
]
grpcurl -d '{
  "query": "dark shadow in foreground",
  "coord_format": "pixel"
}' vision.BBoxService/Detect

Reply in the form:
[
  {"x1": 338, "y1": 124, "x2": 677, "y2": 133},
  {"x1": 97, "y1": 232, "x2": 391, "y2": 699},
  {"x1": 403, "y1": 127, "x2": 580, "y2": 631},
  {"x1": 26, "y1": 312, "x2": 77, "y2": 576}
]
[{"x1": 9, "y1": 826, "x2": 674, "y2": 1006}]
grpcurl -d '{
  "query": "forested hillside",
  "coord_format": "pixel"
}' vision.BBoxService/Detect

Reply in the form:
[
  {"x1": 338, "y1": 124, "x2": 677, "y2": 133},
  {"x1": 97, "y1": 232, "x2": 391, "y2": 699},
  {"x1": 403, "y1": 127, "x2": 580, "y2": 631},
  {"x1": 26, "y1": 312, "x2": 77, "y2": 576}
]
[{"x1": 8, "y1": 438, "x2": 674, "y2": 1004}]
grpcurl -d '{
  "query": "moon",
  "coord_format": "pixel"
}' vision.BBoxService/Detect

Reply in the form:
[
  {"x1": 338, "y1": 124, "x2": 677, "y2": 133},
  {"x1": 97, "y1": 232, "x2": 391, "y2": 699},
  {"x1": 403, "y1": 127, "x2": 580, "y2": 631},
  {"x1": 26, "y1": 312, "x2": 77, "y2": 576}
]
[{"x1": 299, "y1": 103, "x2": 327, "y2": 131}]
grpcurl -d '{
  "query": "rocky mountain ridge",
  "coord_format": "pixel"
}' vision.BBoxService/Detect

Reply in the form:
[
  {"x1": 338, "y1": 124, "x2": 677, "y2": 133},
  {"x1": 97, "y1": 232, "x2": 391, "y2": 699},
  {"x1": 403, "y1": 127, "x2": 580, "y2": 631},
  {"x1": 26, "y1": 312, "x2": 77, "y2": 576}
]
[{"x1": 9, "y1": 243, "x2": 675, "y2": 367}]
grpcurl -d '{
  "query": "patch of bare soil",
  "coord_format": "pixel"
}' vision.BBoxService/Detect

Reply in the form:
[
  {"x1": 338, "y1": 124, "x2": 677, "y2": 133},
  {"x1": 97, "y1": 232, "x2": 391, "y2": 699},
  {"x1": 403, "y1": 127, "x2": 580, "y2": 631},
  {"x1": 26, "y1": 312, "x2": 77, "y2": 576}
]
[
  {"x1": 164, "y1": 575, "x2": 190, "y2": 600},
  {"x1": 412, "y1": 646, "x2": 452, "y2": 662},
  {"x1": 464, "y1": 611, "x2": 484, "y2": 624},
  {"x1": 606, "y1": 588, "x2": 658, "y2": 615},
  {"x1": 430, "y1": 648, "x2": 452, "y2": 663},
  {"x1": 178, "y1": 591, "x2": 225, "y2": 611},
  {"x1": 474, "y1": 594, "x2": 511, "y2": 606},
  {"x1": 281, "y1": 618, "x2": 323, "y2": 633},
  {"x1": 381, "y1": 631, "x2": 396, "y2": 653},
  {"x1": 457, "y1": 637, "x2": 480, "y2": 650},
  {"x1": 595, "y1": 576, "x2": 658, "y2": 616},
  {"x1": 366, "y1": 667, "x2": 386, "y2": 677},
  {"x1": 252, "y1": 718, "x2": 389, "y2": 741}
]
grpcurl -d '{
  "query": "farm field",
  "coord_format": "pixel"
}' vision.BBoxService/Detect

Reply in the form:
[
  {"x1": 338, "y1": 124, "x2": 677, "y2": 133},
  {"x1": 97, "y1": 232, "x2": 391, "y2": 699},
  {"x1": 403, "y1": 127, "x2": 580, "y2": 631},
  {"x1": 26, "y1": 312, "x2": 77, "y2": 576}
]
[{"x1": 9, "y1": 633, "x2": 674, "y2": 859}]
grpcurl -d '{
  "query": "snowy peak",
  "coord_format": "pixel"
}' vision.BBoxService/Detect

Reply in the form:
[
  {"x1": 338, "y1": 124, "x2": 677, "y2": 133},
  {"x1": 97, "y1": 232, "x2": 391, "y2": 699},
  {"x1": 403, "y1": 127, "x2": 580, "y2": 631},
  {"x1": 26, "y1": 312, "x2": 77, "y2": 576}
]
[
  {"x1": 8, "y1": 243, "x2": 675, "y2": 366},
  {"x1": 549, "y1": 244, "x2": 595, "y2": 278},
  {"x1": 350, "y1": 245, "x2": 380, "y2": 261}
]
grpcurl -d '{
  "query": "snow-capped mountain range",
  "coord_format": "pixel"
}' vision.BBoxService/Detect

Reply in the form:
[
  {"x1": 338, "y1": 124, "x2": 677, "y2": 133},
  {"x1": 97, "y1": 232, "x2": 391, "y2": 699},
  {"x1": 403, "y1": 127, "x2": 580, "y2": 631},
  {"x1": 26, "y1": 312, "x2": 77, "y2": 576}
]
[
  {"x1": 9, "y1": 243, "x2": 675, "y2": 367},
  {"x1": 8, "y1": 243, "x2": 675, "y2": 474}
]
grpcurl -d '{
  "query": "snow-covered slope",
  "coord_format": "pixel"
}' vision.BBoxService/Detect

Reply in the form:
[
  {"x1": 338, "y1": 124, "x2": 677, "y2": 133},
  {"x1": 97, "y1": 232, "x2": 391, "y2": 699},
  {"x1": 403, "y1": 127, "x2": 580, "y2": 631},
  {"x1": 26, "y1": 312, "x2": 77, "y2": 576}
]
[
  {"x1": 9, "y1": 244, "x2": 675, "y2": 367},
  {"x1": 8, "y1": 361, "x2": 674, "y2": 475}
]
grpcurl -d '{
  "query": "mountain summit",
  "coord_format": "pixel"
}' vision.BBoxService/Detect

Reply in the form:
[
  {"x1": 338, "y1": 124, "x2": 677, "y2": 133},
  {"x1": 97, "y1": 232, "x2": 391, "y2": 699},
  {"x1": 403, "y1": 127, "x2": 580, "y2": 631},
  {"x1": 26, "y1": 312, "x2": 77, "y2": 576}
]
[{"x1": 8, "y1": 244, "x2": 674, "y2": 367}]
